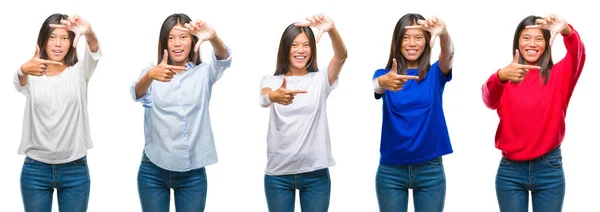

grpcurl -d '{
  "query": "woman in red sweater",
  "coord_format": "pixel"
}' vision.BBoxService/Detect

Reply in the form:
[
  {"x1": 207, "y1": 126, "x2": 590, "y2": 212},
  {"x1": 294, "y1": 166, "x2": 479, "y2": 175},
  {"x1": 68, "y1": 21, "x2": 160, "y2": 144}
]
[{"x1": 482, "y1": 13, "x2": 585, "y2": 212}]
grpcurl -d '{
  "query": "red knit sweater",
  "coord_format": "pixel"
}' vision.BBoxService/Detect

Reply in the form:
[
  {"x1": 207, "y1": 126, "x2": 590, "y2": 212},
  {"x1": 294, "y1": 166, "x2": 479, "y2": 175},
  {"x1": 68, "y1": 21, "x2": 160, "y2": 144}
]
[{"x1": 482, "y1": 25, "x2": 585, "y2": 161}]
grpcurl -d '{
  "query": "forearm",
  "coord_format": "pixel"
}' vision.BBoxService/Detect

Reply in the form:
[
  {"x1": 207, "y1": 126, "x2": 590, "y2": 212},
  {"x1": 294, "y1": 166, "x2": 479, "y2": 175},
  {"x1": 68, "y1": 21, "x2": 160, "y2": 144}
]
[
  {"x1": 135, "y1": 74, "x2": 153, "y2": 99},
  {"x1": 84, "y1": 27, "x2": 99, "y2": 52},
  {"x1": 328, "y1": 27, "x2": 347, "y2": 62},
  {"x1": 482, "y1": 71, "x2": 505, "y2": 109},
  {"x1": 209, "y1": 35, "x2": 229, "y2": 60},
  {"x1": 17, "y1": 70, "x2": 28, "y2": 87},
  {"x1": 438, "y1": 30, "x2": 454, "y2": 72}
]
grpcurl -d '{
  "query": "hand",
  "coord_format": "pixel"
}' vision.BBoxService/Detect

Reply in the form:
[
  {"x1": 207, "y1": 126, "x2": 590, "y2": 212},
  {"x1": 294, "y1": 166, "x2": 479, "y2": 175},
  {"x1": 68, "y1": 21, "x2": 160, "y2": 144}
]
[
  {"x1": 525, "y1": 14, "x2": 569, "y2": 46},
  {"x1": 269, "y1": 77, "x2": 308, "y2": 105},
  {"x1": 378, "y1": 59, "x2": 419, "y2": 92},
  {"x1": 49, "y1": 14, "x2": 91, "y2": 48},
  {"x1": 498, "y1": 50, "x2": 541, "y2": 83},
  {"x1": 20, "y1": 45, "x2": 63, "y2": 76},
  {"x1": 147, "y1": 50, "x2": 188, "y2": 82},
  {"x1": 174, "y1": 20, "x2": 216, "y2": 53},
  {"x1": 405, "y1": 16, "x2": 446, "y2": 48},
  {"x1": 295, "y1": 13, "x2": 334, "y2": 42}
]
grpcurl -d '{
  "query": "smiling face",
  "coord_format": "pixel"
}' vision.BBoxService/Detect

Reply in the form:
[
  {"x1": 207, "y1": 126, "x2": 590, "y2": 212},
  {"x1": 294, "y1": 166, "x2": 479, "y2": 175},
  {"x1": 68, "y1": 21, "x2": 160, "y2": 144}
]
[
  {"x1": 518, "y1": 28, "x2": 546, "y2": 65},
  {"x1": 167, "y1": 24, "x2": 192, "y2": 66},
  {"x1": 288, "y1": 32, "x2": 312, "y2": 72},
  {"x1": 45, "y1": 28, "x2": 71, "y2": 63},
  {"x1": 400, "y1": 28, "x2": 426, "y2": 68}
]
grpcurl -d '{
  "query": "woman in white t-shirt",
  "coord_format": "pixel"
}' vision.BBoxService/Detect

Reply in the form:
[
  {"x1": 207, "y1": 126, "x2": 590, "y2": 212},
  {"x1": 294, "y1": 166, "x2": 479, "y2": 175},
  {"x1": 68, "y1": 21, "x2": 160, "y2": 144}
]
[
  {"x1": 258, "y1": 13, "x2": 347, "y2": 212},
  {"x1": 14, "y1": 13, "x2": 101, "y2": 212}
]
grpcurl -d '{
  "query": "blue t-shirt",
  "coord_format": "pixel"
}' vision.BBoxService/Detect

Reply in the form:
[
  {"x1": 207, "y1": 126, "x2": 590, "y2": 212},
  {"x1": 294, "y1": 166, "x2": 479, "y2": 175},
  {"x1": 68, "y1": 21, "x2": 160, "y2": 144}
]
[{"x1": 373, "y1": 61, "x2": 453, "y2": 165}]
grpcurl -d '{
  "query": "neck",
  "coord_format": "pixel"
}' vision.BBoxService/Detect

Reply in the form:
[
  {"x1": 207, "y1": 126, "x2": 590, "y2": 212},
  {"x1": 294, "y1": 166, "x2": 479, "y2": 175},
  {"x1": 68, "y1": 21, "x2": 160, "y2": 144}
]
[
  {"x1": 407, "y1": 61, "x2": 418, "y2": 69},
  {"x1": 286, "y1": 67, "x2": 309, "y2": 76}
]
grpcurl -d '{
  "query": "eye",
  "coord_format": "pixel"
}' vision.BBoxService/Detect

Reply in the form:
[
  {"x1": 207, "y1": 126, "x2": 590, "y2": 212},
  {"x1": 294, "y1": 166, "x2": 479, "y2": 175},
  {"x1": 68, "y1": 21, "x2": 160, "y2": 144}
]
[
  {"x1": 62, "y1": 37, "x2": 69, "y2": 42},
  {"x1": 403, "y1": 36, "x2": 409, "y2": 40},
  {"x1": 303, "y1": 43, "x2": 310, "y2": 47},
  {"x1": 168, "y1": 36, "x2": 174, "y2": 40},
  {"x1": 416, "y1": 36, "x2": 423, "y2": 41},
  {"x1": 292, "y1": 43, "x2": 298, "y2": 47},
  {"x1": 49, "y1": 35, "x2": 55, "y2": 40},
  {"x1": 536, "y1": 37, "x2": 544, "y2": 41},
  {"x1": 182, "y1": 35, "x2": 188, "y2": 41},
  {"x1": 522, "y1": 36, "x2": 530, "y2": 41}
]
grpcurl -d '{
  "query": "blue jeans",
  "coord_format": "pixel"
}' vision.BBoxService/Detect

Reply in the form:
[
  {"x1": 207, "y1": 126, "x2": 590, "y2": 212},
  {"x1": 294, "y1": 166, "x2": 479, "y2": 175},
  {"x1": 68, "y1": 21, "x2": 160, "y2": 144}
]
[
  {"x1": 264, "y1": 168, "x2": 331, "y2": 212},
  {"x1": 20, "y1": 156, "x2": 90, "y2": 212},
  {"x1": 496, "y1": 147, "x2": 565, "y2": 212},
  {"x1": 138, "y1": 152, "x2": 207, "y2": 212},
  {"x1": 376, "y1": 157, "x2": 446, "y2": 212}
]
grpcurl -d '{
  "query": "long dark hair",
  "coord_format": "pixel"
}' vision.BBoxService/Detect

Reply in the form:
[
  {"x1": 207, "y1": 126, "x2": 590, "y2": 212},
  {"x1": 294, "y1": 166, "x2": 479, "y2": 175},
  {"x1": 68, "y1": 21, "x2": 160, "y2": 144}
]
[
  {"x1": 386, "y1": 13, "x2": 431, "y2": 81},
  {"x1": 513, "y1": 15, "x2": 553, "y2": 84},
  {"x1": 37, "y1": 13, "x2": 78, "y2": 66},
  {"x1": 158, "y1": 13, "x2": 201, "y2": 65},
  {"x1": 274, "y1": 23, "x2": 318, "y2": 75}
]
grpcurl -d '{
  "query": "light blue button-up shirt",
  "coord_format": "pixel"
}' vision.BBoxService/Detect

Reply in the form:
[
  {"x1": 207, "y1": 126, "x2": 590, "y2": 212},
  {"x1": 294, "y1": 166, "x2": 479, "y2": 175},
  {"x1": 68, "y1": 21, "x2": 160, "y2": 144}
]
[{"x1": 130, "y1": 48, "x2": 232, "y2": 172}]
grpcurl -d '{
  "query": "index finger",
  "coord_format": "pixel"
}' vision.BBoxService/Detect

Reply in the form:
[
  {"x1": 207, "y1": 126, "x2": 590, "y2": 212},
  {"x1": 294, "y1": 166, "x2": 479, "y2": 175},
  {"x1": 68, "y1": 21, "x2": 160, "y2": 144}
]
[
  {"x1": 173, "y1": 26, "x2": 189, "y2": 32},
  {"x1": 38, "y1": 59, "x2": 63, "y2": 66},
  {"x1": 397, "y1": 75, "x2": 419, "y2": 80},
  {"x1": 525, "y1": 24, "x2": 543, "y2": 29},
  {"x1": 288, "y1": 90, "x2": 308, "y2": 95},
  {"x1": 49, "y1": 24, "x2": 67, "y2": 29},
  {"x1": 404, "y1": 25, "x2": 424, "y2": 30},
  {"x1": 517, "y1": 64, "x2": 541, "y2": 70},
  {"x1": 294, "y1": 22, "x2": 311, "y2": 27},
  {"x1": 164, "y1": 65, "x2": 188, "y2": 71}
]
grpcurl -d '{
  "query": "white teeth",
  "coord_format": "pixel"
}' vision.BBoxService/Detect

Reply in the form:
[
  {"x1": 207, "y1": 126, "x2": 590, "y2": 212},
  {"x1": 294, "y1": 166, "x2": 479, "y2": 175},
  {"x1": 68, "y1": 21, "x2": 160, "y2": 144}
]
[
  {"x1": 526, "y1": 50, "x2": 537, "y2": 55},
  {"x1": 294, "y1": 56, "x2": 306, "y2": 59}
]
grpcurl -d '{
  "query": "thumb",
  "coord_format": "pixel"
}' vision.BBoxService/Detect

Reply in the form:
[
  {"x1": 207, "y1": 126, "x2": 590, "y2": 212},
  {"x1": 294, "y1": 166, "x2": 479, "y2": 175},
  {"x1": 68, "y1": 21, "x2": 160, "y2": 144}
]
[
  {"x1": 161, "y1": 49, "x2": 169, "y2": 64},
  {"x1": 316, "y1": 30, "x2": 324, "y2": 43},
  {"x1": 429, "y1": 34, "x2": 437, "y2": 48},
  {"x1": 72, "y1": 33, "x2": 81, "y2": 48},
  {"x1": 34, "y1": 45, "x2": 41, "y2": 58},
  {"x1": 513, "y1": 49, "x2": 520, "y2": 63},
  {"x1": 281, "y1": 77, "x2": 287, "y2": 88},
  {"x1": 549, "y1": 32, "x2": 556, "y2": 47},
  {"x1": 390, "y1": 58, "x2": 398, "y2": 74},
  {"x1": 194, "y1": 42, "x2": 201, "y2": 53}
]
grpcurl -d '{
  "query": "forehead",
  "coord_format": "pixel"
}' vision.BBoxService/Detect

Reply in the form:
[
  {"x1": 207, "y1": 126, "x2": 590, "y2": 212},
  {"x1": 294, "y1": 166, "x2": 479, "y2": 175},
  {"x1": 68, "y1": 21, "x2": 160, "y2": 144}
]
[
  {"x1": 293, "y1": 32, "x2": 309, "y2": 42},
  {"x1": 520, "y1": 28, "x2": 544, "y2": 37},
  {"x1": 404, "y1": 28, "x2": 424, "y2": 36}
]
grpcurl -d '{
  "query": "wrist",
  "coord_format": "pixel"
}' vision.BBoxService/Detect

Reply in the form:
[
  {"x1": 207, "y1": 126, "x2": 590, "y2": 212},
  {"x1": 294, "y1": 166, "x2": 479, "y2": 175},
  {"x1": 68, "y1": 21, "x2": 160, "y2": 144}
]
[
  {"x1": 496, "y1": 69, "x2": 507, "y2": 83},
  {"x1": 17, "y1": 69, "x2": 25, "y2": 76}
]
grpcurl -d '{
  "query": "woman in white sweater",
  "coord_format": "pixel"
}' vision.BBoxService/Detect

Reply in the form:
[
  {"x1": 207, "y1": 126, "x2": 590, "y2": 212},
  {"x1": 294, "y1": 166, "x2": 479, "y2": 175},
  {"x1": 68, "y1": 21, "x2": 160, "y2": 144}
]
[{"x1": 14, "y1": 13, "x2": 101, "y2": 212}]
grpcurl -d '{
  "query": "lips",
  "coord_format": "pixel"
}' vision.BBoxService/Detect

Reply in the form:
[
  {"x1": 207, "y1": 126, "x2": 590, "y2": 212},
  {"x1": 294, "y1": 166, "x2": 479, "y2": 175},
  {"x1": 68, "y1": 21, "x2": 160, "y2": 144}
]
[
  {"x1": 526, "y1": 50, "x2": 538, "y2": 55},
  {"x1": 406, "y1": 49, "x2": 419, "y2": 55},
  {"x1": 172, "y1": 49, "x2": 185, "y2": 56},
  {"x1": 293, "y1": 55, "x2": 307, "y2": 62}
]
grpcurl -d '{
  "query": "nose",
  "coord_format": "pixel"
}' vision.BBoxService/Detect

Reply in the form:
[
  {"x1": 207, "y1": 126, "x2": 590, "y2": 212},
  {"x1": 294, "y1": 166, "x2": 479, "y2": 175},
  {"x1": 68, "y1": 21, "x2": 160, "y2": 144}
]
[
  {"x1": 174, "y1": 37, "x2": 182, "y2": 47},
  {"x1": 528, "y1": 39, "x2": 536, "y2": 47},
  {"x1": 407, "y1": 38, "x2": 417, "y2": 46},
  {"x1": 53, "y1": 38, "x2": 62, "y2": 47}
]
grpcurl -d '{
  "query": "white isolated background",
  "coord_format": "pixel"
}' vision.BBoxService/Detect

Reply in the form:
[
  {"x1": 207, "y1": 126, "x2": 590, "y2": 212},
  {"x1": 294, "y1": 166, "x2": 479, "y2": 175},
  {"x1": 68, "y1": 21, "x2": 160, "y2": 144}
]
[{"x1": 1, "y1": 0, "x2": 598, "y2": 211}]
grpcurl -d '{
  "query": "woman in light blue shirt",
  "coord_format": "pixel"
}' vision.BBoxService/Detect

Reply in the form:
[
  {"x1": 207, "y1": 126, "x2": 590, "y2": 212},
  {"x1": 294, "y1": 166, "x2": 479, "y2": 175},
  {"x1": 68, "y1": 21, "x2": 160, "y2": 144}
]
[{"x1": 130, "y1": 13, "x2": 231, "y2": 212}]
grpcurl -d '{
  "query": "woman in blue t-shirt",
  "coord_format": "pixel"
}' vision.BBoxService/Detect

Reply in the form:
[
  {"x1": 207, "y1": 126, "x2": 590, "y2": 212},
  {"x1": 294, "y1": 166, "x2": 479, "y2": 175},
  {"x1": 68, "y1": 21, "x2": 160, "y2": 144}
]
[{"x1": 372, "y1": 13, "x2": 454, "y2": 212}]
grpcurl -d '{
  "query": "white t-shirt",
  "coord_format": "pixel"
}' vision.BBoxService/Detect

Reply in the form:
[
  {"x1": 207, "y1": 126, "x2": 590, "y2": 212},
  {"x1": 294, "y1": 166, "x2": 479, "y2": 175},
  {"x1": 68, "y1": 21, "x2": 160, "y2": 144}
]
[
  {"x1": 13, "y1": 44, "x2": 102, "y2": 164},
  {"x1": 260, "y1": 67, "x2": 338, "y2": 175}
]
